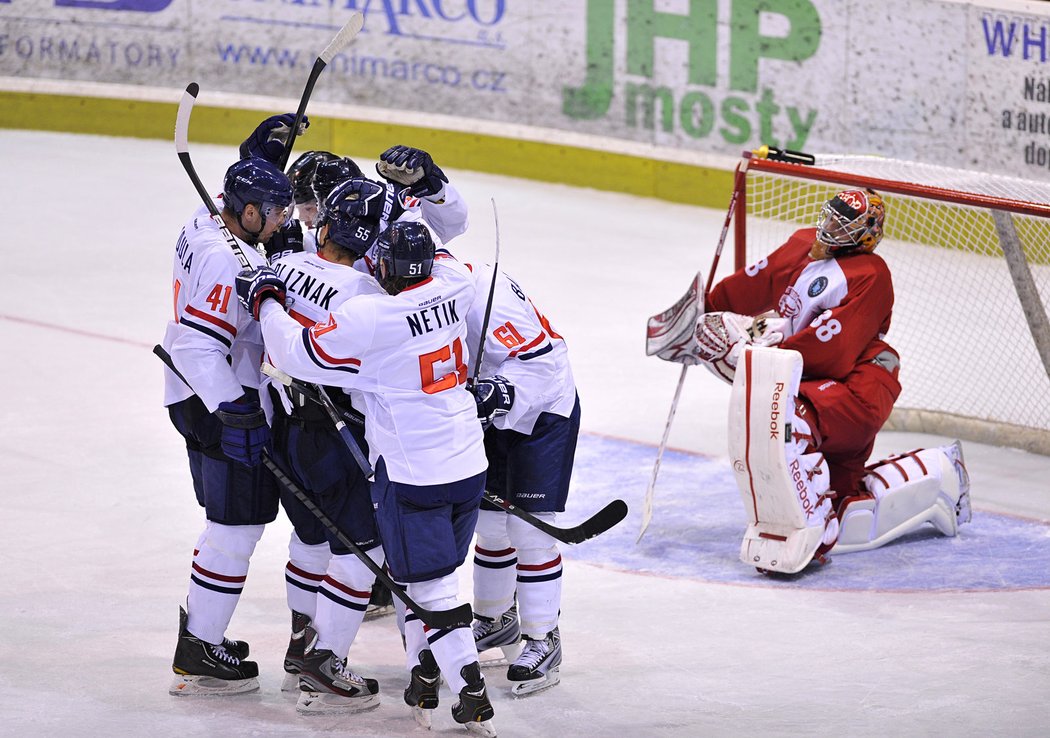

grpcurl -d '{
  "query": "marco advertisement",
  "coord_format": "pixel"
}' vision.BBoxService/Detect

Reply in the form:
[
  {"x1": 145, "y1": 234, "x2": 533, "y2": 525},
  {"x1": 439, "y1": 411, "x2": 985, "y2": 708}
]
[{"x1": 2, "y1": 0, "x2": 1049, "y2": 180}]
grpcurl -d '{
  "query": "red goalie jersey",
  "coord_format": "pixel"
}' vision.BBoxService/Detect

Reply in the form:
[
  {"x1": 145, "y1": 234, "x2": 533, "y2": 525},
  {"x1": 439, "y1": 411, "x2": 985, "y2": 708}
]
[{"x1": 707, "y1": 227, "x2": 902, "y2": 499}]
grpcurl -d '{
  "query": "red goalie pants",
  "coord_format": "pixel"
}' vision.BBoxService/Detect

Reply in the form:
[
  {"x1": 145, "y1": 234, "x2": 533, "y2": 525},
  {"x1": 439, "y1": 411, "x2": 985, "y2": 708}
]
[{"x1": 798, "y1": 360, "x2": 901, "y2": 504}]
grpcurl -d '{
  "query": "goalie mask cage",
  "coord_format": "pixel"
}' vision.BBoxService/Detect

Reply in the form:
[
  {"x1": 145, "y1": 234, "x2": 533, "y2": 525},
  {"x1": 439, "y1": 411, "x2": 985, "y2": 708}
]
[{"x1": 733, "y1": 154, "x2": 1050, "y2": 456}]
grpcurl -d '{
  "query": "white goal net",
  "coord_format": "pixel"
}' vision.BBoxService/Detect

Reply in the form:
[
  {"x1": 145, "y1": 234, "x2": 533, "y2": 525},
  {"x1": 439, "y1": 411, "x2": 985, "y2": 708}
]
[{"x1": 735, "y1": 154, "x2": 1050, "y2": 455}]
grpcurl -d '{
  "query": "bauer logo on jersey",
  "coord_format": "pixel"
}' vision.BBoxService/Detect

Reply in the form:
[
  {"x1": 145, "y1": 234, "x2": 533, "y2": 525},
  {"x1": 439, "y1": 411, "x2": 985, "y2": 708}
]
[{"x1": 807, "y1": 276, "x2": 828, "y2": 298}]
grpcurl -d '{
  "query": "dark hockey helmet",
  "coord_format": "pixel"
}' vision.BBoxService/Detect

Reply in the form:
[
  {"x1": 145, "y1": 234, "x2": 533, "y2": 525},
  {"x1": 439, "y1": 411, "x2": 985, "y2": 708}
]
[
  {"x1": 312, "y1": 157, "x2": 365, "y2": 216},
  {"x1": 222, "y1": 157, "x2": 294, "y2": 223},
  {"x1": 287, "y1": 150, "x2": 339, "y2": 204},
  {"x1": 815, "y1": 188, "x2": 886, "y2": 257},
  {"x1": 319, "y1": 177, "x2": 385, "y2": 256},
  {"x1": 375, "y1": 221, "x2": 435, "y2": 283}
]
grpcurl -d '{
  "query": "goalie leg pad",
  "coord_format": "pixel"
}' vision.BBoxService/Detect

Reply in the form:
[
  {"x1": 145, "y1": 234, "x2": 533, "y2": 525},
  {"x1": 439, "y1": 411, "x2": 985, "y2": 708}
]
[
  {"x1": 832, "y1": 441, "x2": 971, "y2": 554},
  {"x1": 728, "y1": 346, "x2": 837, "y2": 574}
]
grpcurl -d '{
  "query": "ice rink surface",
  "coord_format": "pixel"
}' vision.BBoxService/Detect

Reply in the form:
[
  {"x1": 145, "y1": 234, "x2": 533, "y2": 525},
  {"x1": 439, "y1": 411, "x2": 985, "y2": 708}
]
[{"x1": 1, "y1": 130, "x2": 1048, "y2": 737}]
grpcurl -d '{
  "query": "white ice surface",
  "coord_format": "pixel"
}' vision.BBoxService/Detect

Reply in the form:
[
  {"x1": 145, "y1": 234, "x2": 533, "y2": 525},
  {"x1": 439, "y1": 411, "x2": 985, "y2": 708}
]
[{"x1": 0, "y1": 130, "x2": 1048, "y2": 737}]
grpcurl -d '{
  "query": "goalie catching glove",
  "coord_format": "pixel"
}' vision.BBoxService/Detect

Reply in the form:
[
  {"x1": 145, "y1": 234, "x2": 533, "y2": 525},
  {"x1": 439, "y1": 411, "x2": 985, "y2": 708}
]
[
  {"x1": 375, "y1": 145, "x2": 448, "y2": 200},
  {"x1": 470, "y1": 376, "x2": 515, "y2": 428}
]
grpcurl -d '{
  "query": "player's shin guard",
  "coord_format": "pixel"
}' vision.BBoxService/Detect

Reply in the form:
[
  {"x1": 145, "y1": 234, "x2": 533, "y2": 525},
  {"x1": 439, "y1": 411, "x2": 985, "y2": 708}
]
[
  {"x1": 186, "y1": 522, "x2": 264, "y2": 644},
  {"x1": 472, "y1": 510, "x2": 517, "y2": 619},
  {"x1": 833, "y1": 441, "x2": 972, "y2": 553},
  {"x1": 728, "y1": 347, "x2": 836, "y2": 574},
  {"x1": 407, "y1": 573, "x2": 479, "y2": 696},
  {"x1": 508, "y1": 514, "x2": 562, "y2": 639},
  {"x1": 285, "y1": 532, "x2": 330, "y2": 620},
  {"x1": 312, "y1": 549, "x2": 382, "y2": 659}
]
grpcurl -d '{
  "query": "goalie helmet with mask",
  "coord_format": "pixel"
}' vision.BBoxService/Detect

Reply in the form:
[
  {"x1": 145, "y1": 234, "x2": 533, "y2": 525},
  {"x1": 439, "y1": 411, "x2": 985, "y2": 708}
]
[
  {"x1": 812, "y1": 188, "x2": 886, "y2": 259},
  {"x1": 222, "y1": 157, "x2": 294, "y2": 244},
  {"x1": 374, "y1": 221, "x2": 435, "y2": 295}
]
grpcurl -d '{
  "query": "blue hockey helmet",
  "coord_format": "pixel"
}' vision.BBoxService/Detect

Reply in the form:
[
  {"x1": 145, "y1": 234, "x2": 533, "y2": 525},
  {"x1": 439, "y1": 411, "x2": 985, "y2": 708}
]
[
  {"x1": 287, "y1": 150, "x2": 339, "y2": 205},
  {"x1": 312, "y1": 157, "x2": 365, "y2": 214},
  {"x1": 222, "y1": 157, "x2": 294, "y2": 224},
  {"x1": 318, "y1": 177, "x2": 385, "y2": 257},
  {"x1": 375, "y1": 221, "x2": 435, "y2": 285}
]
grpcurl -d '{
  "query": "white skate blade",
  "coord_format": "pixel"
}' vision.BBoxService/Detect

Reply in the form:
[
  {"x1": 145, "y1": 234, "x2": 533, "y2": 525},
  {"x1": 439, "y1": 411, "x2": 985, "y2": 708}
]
[
  {"x1": 296, "y1": 690, "x2": 380, "y2": 715},
  {"x1": 463, "y1": 718, "x2": 498, "y2": 737},
  {"x1": 280, "y1": 672, "x2": 300, "y2": 692},
  {"x1": 169, "y1": 674, "x2": 259, "y2": 696},
  {"x1": 412, "y1": 706, "x2": 434, "y2": 729},
  {"x1": 479, "y1": 642, "x2": 522, "y2": 669},
  {"x1": 510, "y1": 667, "x2": 561, "y2": 697}
]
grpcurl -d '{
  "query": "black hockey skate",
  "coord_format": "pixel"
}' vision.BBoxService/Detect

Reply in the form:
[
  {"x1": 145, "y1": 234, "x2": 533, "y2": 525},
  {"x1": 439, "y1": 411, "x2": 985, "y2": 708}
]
[
  {"x1": 473, "y1": 604, "x2": 521, "y2": 668},
  {"x1": 281, "y1": 610, "x2": 311, "y2": 692},
  {"x1": 296, "y1": 625, "x2": 380, "y2": 715},
  {"x1": 364, "y1": 579, "x2": 395, "y2": 620},
  {"x1": 452, "y1": 662, "x2": 497, "y2": 737},
  {"x1": 507, "y1": 627, "x2": 561, "y2": 697},
  {"x1": 170, "y1": 606, "x2": 259, "y2": 696},
  {"x1": 403, "y1": 648, "x2": 441, "y2": 729}
]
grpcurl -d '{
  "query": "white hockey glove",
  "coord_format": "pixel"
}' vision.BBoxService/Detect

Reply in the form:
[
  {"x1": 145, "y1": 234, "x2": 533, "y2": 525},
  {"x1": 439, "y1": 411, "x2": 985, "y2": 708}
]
[
  {"x1": 695, "y1": 311, "x2": 754, "y2": 384},
  {"x1": 748, "y1": 311, "x2": 789, "y2": 348}
]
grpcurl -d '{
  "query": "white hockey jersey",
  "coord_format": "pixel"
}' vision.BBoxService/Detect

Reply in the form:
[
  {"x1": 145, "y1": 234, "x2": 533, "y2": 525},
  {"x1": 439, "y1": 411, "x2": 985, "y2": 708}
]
[
  {"x1": 355, "y1": 182, "x2": 469, "y2": 277},
  {"x1": 259, "y1": 255, "x2": 486, "y2": 486},
  {"x1": 466, "y1": 264, "x2": 577, "y2": 434},
  {"x1": 162, "y1": 202, "x2": 269, "y2": 412}
]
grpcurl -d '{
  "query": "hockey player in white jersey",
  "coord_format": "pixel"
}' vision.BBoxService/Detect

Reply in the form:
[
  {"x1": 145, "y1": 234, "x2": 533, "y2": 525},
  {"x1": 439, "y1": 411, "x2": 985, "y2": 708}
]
[
  {"x1": 465, "y1": 266, "x2": 579, "y2": 697},
  {"x1": 264, "y1": 179, "x2": 389, "y2": 713},
  {"x1": 237, "y1": 221, "x2": 497, "y2": 736},
  {"x1": 161, "y1": 157, "x2": 293, "y2": 695}
]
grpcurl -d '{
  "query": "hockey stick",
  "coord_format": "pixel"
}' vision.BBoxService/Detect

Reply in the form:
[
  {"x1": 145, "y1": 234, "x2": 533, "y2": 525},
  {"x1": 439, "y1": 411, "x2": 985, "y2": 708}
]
[
  {"x1": 260, "y1": 362, "x2": 364, "y2": 427},
  {"x1": 176, "y1": 83, "x2": 259, "y2": 265},
  {"x1": 638, "y1": 157, "x2": 751, "y2": 542},
  {"x1": 487, "y1": 493, "x2": 628, "y2": 545},
  {"x1": 469, "y1": 198, "x2": 501, "y2": 387},
  {"x1": 276, "y1": 12, "x2": 365, "y2": 171},
  {"x1": 263, "y1": 360, "x2": 625, "y2": 544},
  {"x1": 153, "y1": 345, "x2": 472, "y2": 630}
]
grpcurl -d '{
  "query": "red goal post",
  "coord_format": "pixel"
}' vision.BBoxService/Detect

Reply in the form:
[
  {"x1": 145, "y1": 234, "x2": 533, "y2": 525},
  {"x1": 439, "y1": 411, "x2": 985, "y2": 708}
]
[{"x1": 732, "y1": 152, "x2": 1050, "y2": 455}]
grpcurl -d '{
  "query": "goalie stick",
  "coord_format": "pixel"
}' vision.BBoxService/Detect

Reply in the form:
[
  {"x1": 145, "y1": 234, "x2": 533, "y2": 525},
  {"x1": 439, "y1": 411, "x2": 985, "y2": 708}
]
[
  {"x1": 261, "y1": 361, "x2": 627, "y2": 544},
  {"x1": 152, "y1": 345, "x2": 472, "y2": 631},
  {"x1": 276, "y1": 12, "x2": 365, "y2": 171}
]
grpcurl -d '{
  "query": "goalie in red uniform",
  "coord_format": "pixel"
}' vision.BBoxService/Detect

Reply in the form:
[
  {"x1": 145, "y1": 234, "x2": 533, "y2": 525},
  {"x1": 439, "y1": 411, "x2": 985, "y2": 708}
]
[{"x1": 652, "y1": 188, "x2": 971, "y2": 573}]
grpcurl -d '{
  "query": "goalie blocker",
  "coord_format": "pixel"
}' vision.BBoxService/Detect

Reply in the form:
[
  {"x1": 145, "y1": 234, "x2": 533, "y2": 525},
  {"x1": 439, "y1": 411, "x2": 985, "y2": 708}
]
[{"x1": 729, "y1": 346, "x2": 972, "y2": 573}]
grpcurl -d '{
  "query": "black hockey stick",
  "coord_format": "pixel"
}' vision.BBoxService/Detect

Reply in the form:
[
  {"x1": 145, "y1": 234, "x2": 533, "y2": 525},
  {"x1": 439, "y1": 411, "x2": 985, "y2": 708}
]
[
  {"x1": 469, "y1": 198, "x2": 501, "y2": 387},
  {"x1": 263, "y1": 359, "x2": 626, "y2": 544},
  {"x1": 487, "y1": 493, "x2": 628, "y2": 545},
  {"x1": 261, "y1": 362, "x2": 364, "y2": 427},
  {"x1": 276, "y1": 12, "x2": 365, "y2": 171},
  {"x1": 153, "y1": 345, "x2": 472, "y2": 630}
]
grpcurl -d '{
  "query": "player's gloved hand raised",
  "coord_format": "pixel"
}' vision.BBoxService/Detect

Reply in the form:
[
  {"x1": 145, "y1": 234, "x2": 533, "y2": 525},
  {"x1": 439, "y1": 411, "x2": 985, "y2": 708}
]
[
  {"x1": 215, "y1": 397, "x2": 270, "y2": 467},
  {"x1": 239, "y1": 113, "x2": 310, "y2": 163},
  {"x1": 235, "y1": 267, "x2": 288, "y2": 321},
  {"x1": 470, "y1": 375, "x2": 515, "y2": 428},
  {"x1": 375, "y1": 145, "x2": 448, "y2": 200},
  {"x1": 265, "y1": 220, "x2": 304, "y2": 263}
]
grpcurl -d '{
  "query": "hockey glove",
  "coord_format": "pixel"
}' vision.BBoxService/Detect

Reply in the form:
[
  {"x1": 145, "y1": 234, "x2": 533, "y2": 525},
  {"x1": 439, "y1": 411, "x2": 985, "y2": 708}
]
[
  {"x1": 216, "y1": 398, "x2": 270, "y2": 467},
  {"x1": 375, "y1": 145, "x2": 448, "y2": 200},
  {"x1": 470, "y1": 375, "x2": 515, "y2": 428},
  {"x1": 324, "y1": 177, "x2": 386, "y2": 223},
  {"x1": 749, "y1": 311, "x2": 788, "y2": 348},
  {"x1": 235, "y1": 267, "x2": 288, "y2": 321},
  {"x1": 264, "y1": 219, "x2": 305, "y2": 264},
  {"x1": 239, "y1": 113, "x2": 310, "y2": 163}
]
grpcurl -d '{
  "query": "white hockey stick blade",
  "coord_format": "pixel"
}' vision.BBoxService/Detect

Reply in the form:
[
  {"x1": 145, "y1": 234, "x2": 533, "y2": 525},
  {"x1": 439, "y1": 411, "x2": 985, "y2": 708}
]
[
  {"x1": 261, "y1": 361, "x2": 294, "y2": 387},
  {"x1": 174, "y1": 82, "x2": 198, "y2": 155},
  {"x1": 637, "y1": 364, "x2": 689, "y2": 542},
  {"x1": 320, "y1": 12, "x2": 364, "y2": 63}
]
